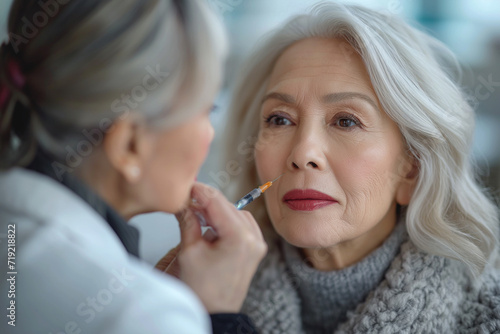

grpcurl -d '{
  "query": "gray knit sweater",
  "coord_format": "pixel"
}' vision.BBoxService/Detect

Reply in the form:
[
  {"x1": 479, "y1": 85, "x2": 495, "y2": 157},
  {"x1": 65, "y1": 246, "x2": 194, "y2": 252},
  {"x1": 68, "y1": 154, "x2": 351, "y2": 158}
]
[{"x1": 242, "y1": 223, "x2": 500, "y2": 333}]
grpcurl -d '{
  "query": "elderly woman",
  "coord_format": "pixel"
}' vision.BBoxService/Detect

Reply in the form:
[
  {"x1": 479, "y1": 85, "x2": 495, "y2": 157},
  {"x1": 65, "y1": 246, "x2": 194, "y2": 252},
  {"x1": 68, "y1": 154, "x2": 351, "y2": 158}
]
[
  {"x1": 0, "y1": 0, "x2": 265, "y2": 333},
  {"x1": 223, "y1": 3, "x2": 500, "y2": 333}
]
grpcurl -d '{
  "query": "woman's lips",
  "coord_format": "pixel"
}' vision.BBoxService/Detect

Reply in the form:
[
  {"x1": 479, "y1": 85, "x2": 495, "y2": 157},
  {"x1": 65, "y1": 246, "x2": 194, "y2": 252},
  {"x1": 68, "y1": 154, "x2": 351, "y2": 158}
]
[{"x1": 282, "y1": 189, "x2": 338, "y2": 211}]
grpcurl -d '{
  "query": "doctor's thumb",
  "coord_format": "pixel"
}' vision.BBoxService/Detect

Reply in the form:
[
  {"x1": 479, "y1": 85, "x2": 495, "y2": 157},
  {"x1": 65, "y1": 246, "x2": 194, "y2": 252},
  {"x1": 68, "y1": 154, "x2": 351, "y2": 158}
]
[{"x1": 176, "y1": 208, "x2": 203, "y2": 248}]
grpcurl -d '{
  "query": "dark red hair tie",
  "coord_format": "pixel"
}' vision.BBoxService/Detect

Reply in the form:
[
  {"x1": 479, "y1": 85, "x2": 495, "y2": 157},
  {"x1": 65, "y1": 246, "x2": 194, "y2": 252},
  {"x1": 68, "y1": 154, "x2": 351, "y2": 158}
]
[{"x1": 0, "y1": 45, "x2": 26, "y2": 110}]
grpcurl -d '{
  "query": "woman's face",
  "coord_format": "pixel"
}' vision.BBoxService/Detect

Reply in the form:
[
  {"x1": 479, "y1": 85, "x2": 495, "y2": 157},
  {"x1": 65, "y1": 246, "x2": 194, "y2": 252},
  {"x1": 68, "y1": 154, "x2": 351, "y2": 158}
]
[{"x1": 255, "y1": 38, "x2": 415, "y2": 250}]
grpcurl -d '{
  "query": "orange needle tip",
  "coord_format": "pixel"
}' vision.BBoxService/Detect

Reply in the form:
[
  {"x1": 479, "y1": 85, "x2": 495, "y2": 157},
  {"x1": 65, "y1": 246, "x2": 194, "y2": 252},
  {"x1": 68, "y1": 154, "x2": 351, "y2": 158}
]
[{"x1": 258, "y1": 173, "x2": 284, "y2": 193}]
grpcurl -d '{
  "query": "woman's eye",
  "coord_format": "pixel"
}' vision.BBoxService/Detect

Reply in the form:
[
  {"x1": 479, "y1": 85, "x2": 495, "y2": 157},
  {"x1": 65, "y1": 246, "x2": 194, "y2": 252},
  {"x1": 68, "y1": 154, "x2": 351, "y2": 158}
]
[
  {"x1": 265, "y1": 115, "x2": 292, "y2": 126},
  {"x1": 338, "y1": 118, "x2": 356, "y2": 127},
  {"x1": 334, "y1": 116, "x2": 360, "y2": 129}
]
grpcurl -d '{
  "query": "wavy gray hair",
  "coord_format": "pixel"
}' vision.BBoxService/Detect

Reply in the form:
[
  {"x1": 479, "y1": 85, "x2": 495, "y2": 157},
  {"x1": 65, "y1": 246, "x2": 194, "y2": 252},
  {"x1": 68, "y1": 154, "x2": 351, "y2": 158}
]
[
  {"x1": 0, "y1": 0, "x2": 226, "y2": 169},
  {"x1": 223, "y1": 2, "x2": 499, "y2": 277}
]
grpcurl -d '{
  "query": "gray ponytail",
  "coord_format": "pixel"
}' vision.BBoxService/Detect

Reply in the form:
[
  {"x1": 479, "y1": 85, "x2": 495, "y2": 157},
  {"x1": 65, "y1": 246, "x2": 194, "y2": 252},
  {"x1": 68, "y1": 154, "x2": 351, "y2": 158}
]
[{"x1": 0, "y1": 0, "x2": 226, "y2": 170}]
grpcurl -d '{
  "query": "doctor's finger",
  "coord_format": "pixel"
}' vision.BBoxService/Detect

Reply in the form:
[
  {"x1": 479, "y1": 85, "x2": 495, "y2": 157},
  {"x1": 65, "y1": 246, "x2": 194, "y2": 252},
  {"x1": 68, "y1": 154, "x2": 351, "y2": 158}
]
[{"x1": 176, "y1": 208, "x2": 203, "y2": 248}]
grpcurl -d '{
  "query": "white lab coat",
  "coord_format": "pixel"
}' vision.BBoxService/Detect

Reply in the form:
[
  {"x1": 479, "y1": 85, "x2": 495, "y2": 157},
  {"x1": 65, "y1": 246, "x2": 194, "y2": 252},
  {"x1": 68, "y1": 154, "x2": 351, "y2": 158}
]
[{"x1": 0, "y1": 168, "x2": 211, "y2": 334}]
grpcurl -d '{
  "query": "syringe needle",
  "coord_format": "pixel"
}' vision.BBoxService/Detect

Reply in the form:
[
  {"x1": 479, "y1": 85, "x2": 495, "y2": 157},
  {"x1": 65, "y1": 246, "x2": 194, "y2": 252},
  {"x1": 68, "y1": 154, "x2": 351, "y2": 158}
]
[
  {"x1": 258, "y1": 173, "x2": 284, "y2": 193},
  {"x1": 271, "y1": 173, "x2": 284, "y2": 183}
]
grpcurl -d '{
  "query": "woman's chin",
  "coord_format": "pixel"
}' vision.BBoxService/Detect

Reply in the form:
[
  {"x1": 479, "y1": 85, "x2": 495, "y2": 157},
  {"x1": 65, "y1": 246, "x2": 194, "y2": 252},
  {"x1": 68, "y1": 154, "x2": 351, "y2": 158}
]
[
  {"x1": 274, "y1": 222, "x2": 341, "y2": 249},
  {"x1": 281, "y1": 236, "x2": 323, "y2": 249}
]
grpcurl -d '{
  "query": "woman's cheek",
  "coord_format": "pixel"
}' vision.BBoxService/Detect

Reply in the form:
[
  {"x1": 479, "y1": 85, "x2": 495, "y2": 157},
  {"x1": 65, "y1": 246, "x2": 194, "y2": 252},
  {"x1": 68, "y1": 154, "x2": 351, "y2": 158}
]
[
  {"x1": 255, "y1": 127, "x2": 276, "y2": 152},
  {"x1": 255, "y1": 132, "x2": 284, "y2": 182},
  {"x1": 340, "y1": 146, "x2": 399, "y2": 206},
  {"x1": 254, "y1": 148, "x2": 269, "y2": 184}
]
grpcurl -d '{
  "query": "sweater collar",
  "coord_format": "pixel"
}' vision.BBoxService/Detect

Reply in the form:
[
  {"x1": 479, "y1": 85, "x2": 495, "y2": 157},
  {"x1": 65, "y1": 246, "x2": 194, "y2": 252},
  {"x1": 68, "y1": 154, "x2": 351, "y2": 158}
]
[
  {"x1": 25, "y1": 148, "x2": 140, "y2": 258},
  {"x1": 242, "y1": 219, "x2": 471, "y2": 334},
  {"x1": 281, "y1": 221, "x2": 408, "y2": 333}
]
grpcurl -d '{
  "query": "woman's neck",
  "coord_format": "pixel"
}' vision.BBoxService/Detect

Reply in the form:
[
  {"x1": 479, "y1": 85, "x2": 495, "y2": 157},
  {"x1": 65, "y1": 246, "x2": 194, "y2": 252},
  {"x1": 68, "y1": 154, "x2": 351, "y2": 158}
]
[{"x1": 301, "y1": 204, "x2": 397, "y2": 271}]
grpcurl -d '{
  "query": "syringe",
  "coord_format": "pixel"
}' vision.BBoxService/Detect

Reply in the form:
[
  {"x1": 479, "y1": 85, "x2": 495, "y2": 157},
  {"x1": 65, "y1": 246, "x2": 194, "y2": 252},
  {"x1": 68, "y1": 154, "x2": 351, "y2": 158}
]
[
  {"x1": 234, "y1": 173, "x2": 284, "y2": 210},
  {"x1": 164, "y1": 174, "x2": 284, "y2": 274},
  {"x1": 194, "y1": 173, "x2": 284, "y2": 233}
]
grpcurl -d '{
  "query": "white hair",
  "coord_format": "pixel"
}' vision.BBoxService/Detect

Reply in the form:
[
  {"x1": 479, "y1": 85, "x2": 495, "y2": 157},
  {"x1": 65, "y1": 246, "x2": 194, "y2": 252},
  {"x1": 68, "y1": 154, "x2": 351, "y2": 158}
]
[
  {"x1": 223, "y1": 2, "x2": 499, "y2": 277},
  {"x1": 0, "y1": 0, "x2": 227, "y2": 168}
]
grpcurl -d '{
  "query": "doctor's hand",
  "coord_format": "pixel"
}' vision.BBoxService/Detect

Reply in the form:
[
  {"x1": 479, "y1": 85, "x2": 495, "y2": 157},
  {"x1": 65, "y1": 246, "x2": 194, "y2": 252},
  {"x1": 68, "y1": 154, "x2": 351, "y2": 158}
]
[
  {"x1": 172, "y1": 182, "x2": 267, "y2": 313},
  {"x1": 156, "y1": 244, "x2": 181, "y2": 278}
]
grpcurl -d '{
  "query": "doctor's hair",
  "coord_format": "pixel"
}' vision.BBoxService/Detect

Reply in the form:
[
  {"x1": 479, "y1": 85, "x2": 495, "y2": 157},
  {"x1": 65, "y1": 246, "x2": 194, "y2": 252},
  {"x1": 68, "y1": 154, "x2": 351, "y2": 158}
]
[
  {"x1": 223, "y1": 2, "x2": 499, "y2": 277},
  {"x1": 0, "y1": 0, "x2": 226, "y2": 169}
]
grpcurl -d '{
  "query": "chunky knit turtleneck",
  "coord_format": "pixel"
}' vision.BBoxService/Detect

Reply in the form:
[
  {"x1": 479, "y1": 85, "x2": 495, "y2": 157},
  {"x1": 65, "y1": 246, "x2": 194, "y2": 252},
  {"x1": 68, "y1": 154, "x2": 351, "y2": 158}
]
[{"x1": 281, "y1": 222, "x2": 408, "y2": 334}]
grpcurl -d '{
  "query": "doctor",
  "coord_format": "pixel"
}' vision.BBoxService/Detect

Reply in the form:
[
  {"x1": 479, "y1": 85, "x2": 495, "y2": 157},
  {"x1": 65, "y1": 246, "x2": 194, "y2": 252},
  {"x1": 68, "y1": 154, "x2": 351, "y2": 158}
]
[{"x1": 0, "y1": 0, "x2": 265, "y2": 333}]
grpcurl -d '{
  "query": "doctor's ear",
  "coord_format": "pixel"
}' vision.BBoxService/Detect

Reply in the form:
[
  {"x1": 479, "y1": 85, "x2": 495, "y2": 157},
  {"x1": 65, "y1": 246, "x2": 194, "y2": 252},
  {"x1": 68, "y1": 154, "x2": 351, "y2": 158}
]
[{"x1": 102, "y1": 115, "x2": 153, "y2": 184}]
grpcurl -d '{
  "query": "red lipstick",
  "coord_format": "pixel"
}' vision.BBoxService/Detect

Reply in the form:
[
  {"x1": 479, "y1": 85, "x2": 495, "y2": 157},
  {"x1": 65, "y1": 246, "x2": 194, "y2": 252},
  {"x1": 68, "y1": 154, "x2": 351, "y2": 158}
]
[{"x1": 282, "y1": 189, "x2": 337, "y2": 211}]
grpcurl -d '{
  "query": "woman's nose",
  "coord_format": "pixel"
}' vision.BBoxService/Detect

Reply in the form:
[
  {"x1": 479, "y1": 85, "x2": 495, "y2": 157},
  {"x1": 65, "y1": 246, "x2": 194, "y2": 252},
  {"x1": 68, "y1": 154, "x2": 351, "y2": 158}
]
[{"x1": 286, "y1": 126, "x2": 327, "y2": 171}]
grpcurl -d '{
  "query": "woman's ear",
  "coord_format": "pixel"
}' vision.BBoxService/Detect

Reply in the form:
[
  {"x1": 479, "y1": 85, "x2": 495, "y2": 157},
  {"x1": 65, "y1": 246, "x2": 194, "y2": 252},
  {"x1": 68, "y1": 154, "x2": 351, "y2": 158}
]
[
  {"x1": 395, "y1": 153, "x2": 419, "y2": 206},
  {"x1": 102, "y1": 116, "x2": 149, "y2": 184}
]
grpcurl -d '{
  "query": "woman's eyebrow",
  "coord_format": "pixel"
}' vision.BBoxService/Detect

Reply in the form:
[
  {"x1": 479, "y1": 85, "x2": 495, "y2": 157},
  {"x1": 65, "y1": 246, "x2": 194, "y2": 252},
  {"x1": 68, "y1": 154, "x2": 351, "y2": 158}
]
[
  {"x1": 261, "y1": 92, "x2": 295, "y2": 105},
  {"x1": 261, "y1": 91, "x2": 380, "y2": 113},
  {"x1": 322, "y1": 92, "x2": 380, "y2": 113}
]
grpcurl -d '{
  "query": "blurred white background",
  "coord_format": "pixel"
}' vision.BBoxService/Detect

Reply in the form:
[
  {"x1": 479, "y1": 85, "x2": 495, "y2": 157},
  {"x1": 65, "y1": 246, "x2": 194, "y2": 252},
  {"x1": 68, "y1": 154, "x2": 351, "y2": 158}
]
[{"x1": 1, "y1": 0, "x2": 499, "y2": 265}]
